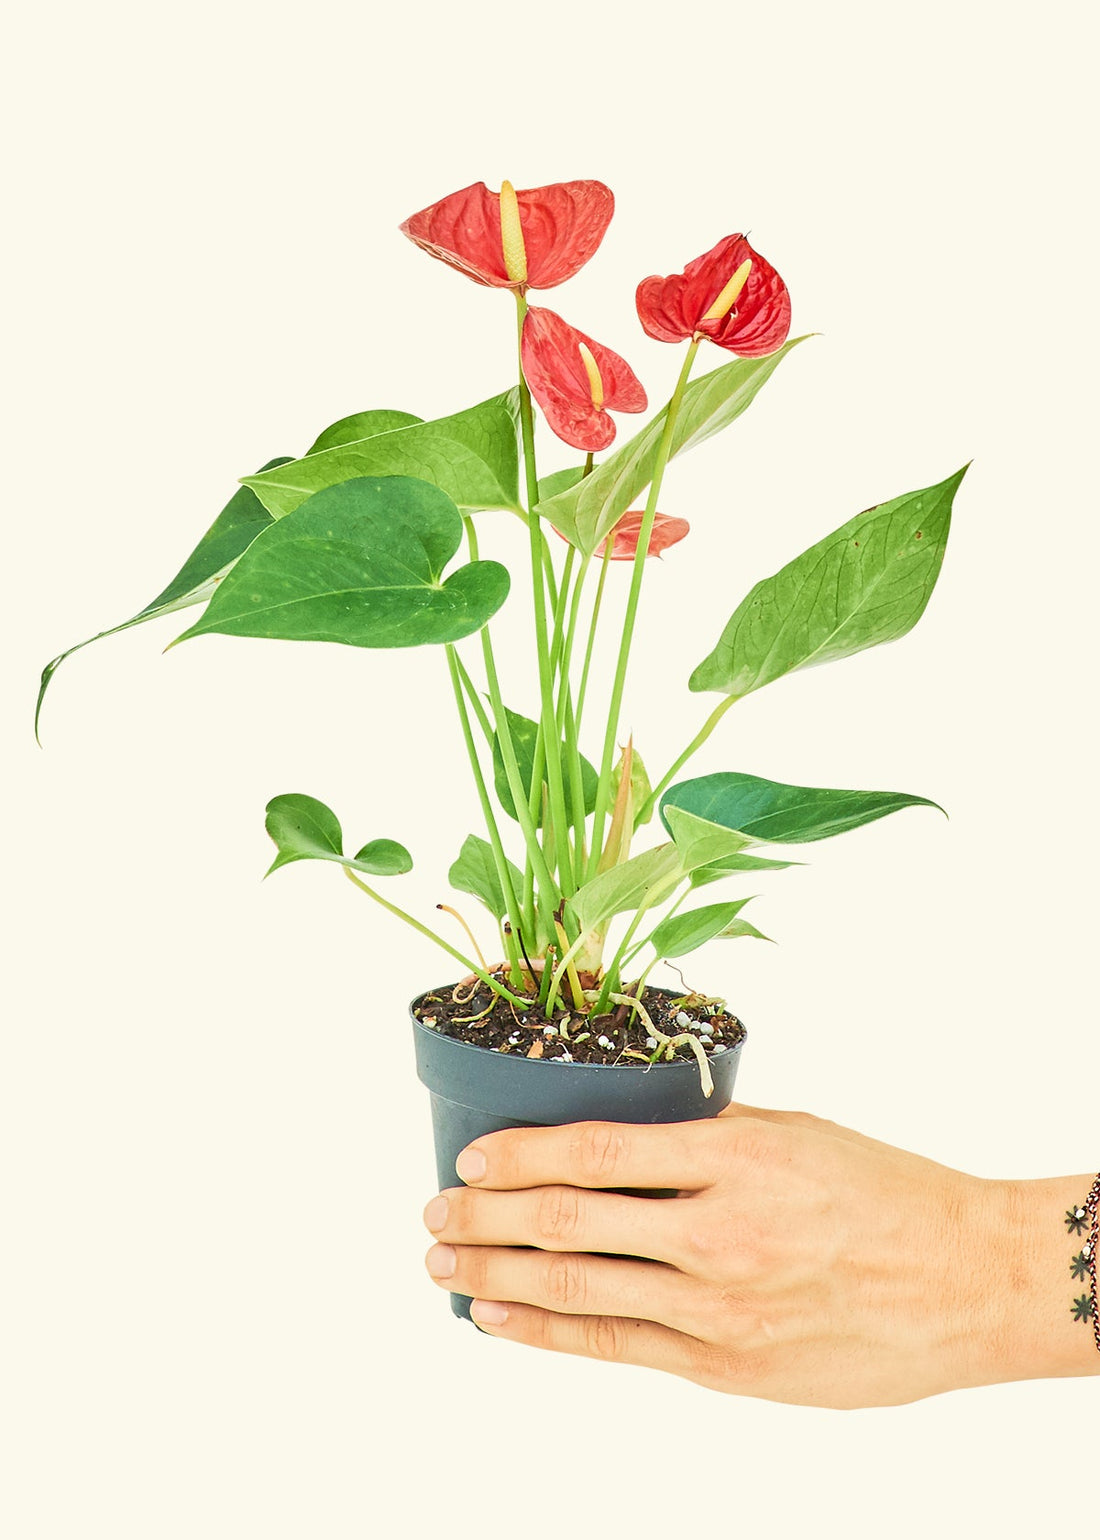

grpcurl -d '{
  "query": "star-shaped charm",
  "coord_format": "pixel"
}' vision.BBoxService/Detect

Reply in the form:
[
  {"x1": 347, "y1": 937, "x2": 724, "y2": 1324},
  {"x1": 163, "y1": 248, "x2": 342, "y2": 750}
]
[
  {"x1": 1065, "y1": 1206, "x2": 1089, "y2": 1237},
  {"x1": 1070, "y1": 1293, "x2": 1096, "y2": 1324},
  {"x1": 1070, "y1": 1253, "x2": 1091, "y2": 1282}
]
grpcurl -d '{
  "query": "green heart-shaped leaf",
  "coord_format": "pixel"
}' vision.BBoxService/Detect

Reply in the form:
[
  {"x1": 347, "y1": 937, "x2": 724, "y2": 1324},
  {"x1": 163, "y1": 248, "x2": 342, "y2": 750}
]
[
  {"x1": 661, "y1": 770, "x2": 942, "y2": 845},
  {"x1": 173, "y1": 476, "x2": 509, "y2": 649},
  {"x1": 265, "y1": 793, "x2": 412, "y2": 877},
  {"x1": 242, "y1": 391, "x2": 522, "y2": 519},
  {"x1": 492, "y1": 706, "x2": 599, "y2": 827},
  {"x1": 538, "y1": 339, "x2": 806, "y2": 555},
  {"x1": 650, "y1": 897, "x2": 769, "y2": 960},
  {"x1": 690, "y1": 467, "x2": 966, "y2": 698},
  {"x1": 448, "y1": 835, "x2": 523, "y2": 921},
  {"x1": 36, "y1": 458, "x2": 293, "y2": 742}
]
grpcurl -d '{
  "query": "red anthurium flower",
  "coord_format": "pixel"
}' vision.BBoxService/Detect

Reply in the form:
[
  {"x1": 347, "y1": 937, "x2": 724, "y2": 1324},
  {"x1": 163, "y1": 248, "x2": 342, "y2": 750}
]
[
  {"x1": 400, "y1": 180, "x2": 614, "y2": 291},
  {"x1": 597, "y1": 510, "x2": 691, "y2": 560},
  {"x1": 521, "y1": 306, "x2": 647, "y2": 452},
  {"x1": 553, "y1": 511, "x2": 690, "y2": 560},
  {"x1": 636, "y1": 233, "x2": 791, "y2": 356}
]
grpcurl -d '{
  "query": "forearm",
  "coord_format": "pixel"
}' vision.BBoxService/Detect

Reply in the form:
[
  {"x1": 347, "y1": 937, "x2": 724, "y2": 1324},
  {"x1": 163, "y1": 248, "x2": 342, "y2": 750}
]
[{"x1": 985, "y1": 1174, "x2": 1100, "y2": 1384}]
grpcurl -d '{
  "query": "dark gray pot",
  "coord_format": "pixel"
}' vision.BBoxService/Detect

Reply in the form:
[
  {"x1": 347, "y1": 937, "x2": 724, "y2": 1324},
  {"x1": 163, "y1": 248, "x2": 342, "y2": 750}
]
[{"x1": 411, "y1": 989, "x2": 745, "y2": 1320}]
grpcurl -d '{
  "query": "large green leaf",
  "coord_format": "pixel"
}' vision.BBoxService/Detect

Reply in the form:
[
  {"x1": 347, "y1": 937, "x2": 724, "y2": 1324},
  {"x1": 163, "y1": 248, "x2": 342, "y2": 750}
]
[
  {"x1": 537, "y1": 339, "x2": 806, "y2": 555},
  {"x1": 264, "y1": 793, "x2": 412, "y2": 877},
  {"x1": 307, "y1": 409, "x2": 423, "y2": 456},
  {"x1": 35, "y1": 459, "x2": 294, "y2": 741},
  {"x1": 242, "y1": 391, "x2": 522, "y2": 519},
  {"x1": 650, "y1": 897, "x2": 768, "y2": 960},
  {"x1": 448, "y1": 835, "x2": 523, "y2": 921},
  {"x1": 690, "y1": 467, "x2": 966, "y2": 698},
  {"x1": 492, "y1": 706, "x2": 599, "y2": 827},
  {"x1": 661, "y1": 770, "x2": 942, "y2": 845},
  {"x1": 173, "y1": 476, "x2": 509, "y2": 649}
]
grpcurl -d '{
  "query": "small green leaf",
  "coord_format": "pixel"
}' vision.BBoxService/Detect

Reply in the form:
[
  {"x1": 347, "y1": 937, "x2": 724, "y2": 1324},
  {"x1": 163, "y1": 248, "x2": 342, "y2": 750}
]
[
  {"x1": 492, "y1": 706, "x2": 599, "y2": 828},
  {"x1": 243, "y1": 391, "x2": 522, "y2": 519},
  {"x1": 690, "y1": 467, "x2": 966, "y2": 698},
  {"x1": 264, "y1": 793, "x2": 412, "y2": 877},
  {"x1": 307, "y1": 410, "x2": 423, "y2": 456},
  {"x1": 174, "y1": 476, "x2": 510, "y2": 650},
  {"x1": 661, "y1": 771, "x2": 943, "y2": 845},
  {"x1": 36, "y1": 459, "x2": 292, "y2": 742},
  {"x1": 650, "y1": 897, "x2": 766, "y2": 960},
  {"x1": 538, "y1": 339, "x2": 806, "y2": 555},
  {"x1": 449, "y1": 835, "x2": 523, "y2": 921},
  {"x1": 690, "y1": 851, "x2": 801, "y2": 888}
]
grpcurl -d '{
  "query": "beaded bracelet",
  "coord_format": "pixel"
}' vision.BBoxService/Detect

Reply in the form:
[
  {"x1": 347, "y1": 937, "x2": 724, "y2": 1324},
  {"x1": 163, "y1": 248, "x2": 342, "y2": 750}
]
[{"x1": 1066, "y1": 1172, "x2": 1100, "y2": 1355}]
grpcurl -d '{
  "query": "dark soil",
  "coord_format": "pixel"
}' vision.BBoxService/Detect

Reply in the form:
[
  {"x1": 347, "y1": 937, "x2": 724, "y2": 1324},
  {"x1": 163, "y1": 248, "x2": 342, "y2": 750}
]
[{"x1": 412, "y1": 976, "x2": 746, "y2": 1068}]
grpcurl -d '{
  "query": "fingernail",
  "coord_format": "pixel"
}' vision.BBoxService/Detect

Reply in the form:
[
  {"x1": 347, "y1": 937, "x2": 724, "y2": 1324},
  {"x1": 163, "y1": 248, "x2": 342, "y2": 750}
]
[
  {"x1": 423, "y1": 1195, "x2": 449, "y2": 1233},
  {"x1": 426, "y1": 1244, "x2": 456, "y2": 1280},
  {"x1": 456, "y1": 1147, "x2": 487, "y2": 1183},
  {"x1": 470, "y1": 1299, "x2": 509, "y2": 1327}
]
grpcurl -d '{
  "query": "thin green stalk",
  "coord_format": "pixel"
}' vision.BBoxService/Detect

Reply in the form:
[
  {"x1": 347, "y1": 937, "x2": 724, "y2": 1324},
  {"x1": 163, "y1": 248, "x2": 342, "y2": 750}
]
[
  {"x1": 622, "y1": 882, "x2": 691, "y2": 967},
  {"x1": 574, "y1": 538, "x2": 614, "y2": 739},
  {"x1": 451, "y1": 649, "x2": 494, "y2": 747},
  {"x1": 446, "y1": 644, "x2": 525, "y2": 986},
  {"x1": 587, "y1": 339, "x2": 701, "y2": 882},
  {"x1": 592, "y1": 870, "x2": 684, "y2": 1015},
  {"x1": 636, "y1": 694, "x2": 737, "y2": 827},
  {"x1": 514, "y1": 290, "x2": 574, "y2": 898},
  {"x1": 464, "y1": 514, "x2": 547, "y2": 939},
  {"x1": 342, "y1": 867, "x2": 532, "y2": 1009}
]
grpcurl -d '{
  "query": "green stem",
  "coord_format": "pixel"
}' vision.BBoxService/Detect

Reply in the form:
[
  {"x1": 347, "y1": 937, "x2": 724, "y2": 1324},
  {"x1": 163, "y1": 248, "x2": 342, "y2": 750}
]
[
  {"x1": 342, "y1": 866, "x2": 532, "y2": 1008},
  {"x1": 586, "y1": 339, "x2": 701, "y2": 880},
  {"x1": 622, "y1": 882, "x2": 691, "y2": 968},
  {"x1": 592, "y1": 870, "x2": 684, "y2": 1015},
  {"x1": 636, "y1": 695, "x2": 737, "y2": 827},
  {"x1": 451, "y1": 649, "x2": 494, "y2": 748},
  {"x1": 514, "y1": 289, "x2": 575, "y2": 898},
  {"x1": 574, "y1": 538, "x2": 613, "y2": 738},
  {"x1": 446, "y1": 644, "x2": 525, "y2": 986}
]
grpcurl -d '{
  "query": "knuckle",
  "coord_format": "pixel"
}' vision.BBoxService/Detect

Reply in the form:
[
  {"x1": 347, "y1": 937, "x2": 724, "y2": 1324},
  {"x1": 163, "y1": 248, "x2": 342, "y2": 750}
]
[
  {"x1": 544, "y1": 1252, "x2": 588, "y2": 1310},
  {"x1": 534, "y1": 1185, "x2": 583, "y2": 1246},
  {"x1": 582, "y1": 1313, "x2": 629, "y2": 1362},
  {"x1": 572, "y1": 1122, "x2": 627, "y2": 1184}
]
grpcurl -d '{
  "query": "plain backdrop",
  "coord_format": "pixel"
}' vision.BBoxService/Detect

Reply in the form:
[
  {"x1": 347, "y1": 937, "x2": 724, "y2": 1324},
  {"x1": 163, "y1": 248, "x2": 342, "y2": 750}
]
[{"x1": 4, "y1": 2, "x2": 1097, "y2": 1536}]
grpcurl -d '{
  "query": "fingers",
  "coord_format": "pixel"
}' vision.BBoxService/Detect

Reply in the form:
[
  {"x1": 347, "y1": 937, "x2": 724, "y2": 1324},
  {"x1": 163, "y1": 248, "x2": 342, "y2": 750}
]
[
  {"x1": 455, "y1": 1118, "x2": 725, "y2": 1194},
  {"x1": 461, "y1": 1299, "x2": 732, "y2": 1392},
  {"x1": 426, "y1": 1183, "x2": 690, "y2": 1268},
  {"x1": 425, "y1": 1241, "x2": 707, "y2": 1336}
]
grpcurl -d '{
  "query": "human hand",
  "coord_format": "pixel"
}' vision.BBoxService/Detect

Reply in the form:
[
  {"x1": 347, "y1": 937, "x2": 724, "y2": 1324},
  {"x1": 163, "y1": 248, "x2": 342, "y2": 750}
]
[{"x1": 422, "y1": 1105, "x2": 1098, "y2": 1407}]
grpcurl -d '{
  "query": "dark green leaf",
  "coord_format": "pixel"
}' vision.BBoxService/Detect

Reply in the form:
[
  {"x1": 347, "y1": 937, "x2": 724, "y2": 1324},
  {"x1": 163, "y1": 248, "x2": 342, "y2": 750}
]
[
  {"x1": 448, "y1": 835, "x2": 523, "y2": 921},
  {"x1": 650, "y1": 897, "x2": 766, "y2": 959},
  {"x1": 661, "y1": 770, "x2": 943, "y2": 845},
  {"x1": 307, "y1": 409, "x2": 424, "y2": 456},
  {"x1": 36, "y1": 459, "x2": 292, "y2": 743},
  {"x1": 242, "y1": 391, "x2": 522, "y2": 519},
  {"x1": 264, "y1": 793, "x2": 412, "y2": 877},
  {"x1": 173, "y1": 476, "x2": 510, "y2": 650},
  {"x1": 690, "y1": 467, "x2": 966, "y2": 698},
  {"x1": 492, "y1": 706, "x2": 599, "y2": 828},
  {"x1": 538, "y1": 339, "x2": 806, "y2": 555}
]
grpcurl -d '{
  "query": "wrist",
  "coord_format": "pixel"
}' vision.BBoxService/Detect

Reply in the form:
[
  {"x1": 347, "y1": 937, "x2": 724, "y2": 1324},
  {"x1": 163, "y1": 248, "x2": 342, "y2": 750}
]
[{"x1": 986, "y1": 1175, "x2": 1100, "y2": 1384}]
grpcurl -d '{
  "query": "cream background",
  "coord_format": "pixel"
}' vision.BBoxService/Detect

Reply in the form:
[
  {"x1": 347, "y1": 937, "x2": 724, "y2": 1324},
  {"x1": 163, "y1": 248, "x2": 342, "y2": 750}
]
[{"x1": 4, "y1": 2, "x2": 1097, "y2": 1535}]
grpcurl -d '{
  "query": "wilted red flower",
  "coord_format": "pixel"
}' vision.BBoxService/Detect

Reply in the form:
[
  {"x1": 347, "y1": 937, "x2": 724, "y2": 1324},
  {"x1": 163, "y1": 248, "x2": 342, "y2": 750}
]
[
  {"x1": 521, "y1": 306, "x2": 646, "y2": 451},
  {"x1": 400, "y1": 180, "x2": 614, "y2": 291},
  {"x1": 636, "y1": 233, "x2": 791, "y2": 356},
  {"x1": 554, "y1": 510, "x2": 689, "y2": 560}
]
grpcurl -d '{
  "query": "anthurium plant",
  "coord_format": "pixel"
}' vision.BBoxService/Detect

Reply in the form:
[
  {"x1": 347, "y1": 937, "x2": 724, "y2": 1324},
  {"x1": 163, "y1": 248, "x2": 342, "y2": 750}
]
[{"x1": 39, "y1": 178, "x2": 963, "y2": 1089}]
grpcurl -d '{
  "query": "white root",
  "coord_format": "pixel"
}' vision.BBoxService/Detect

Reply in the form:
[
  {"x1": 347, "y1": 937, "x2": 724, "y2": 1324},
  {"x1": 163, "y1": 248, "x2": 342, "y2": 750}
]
[{"x1": 607, "y1": 993, "x2": 714, "y2": 1099}]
